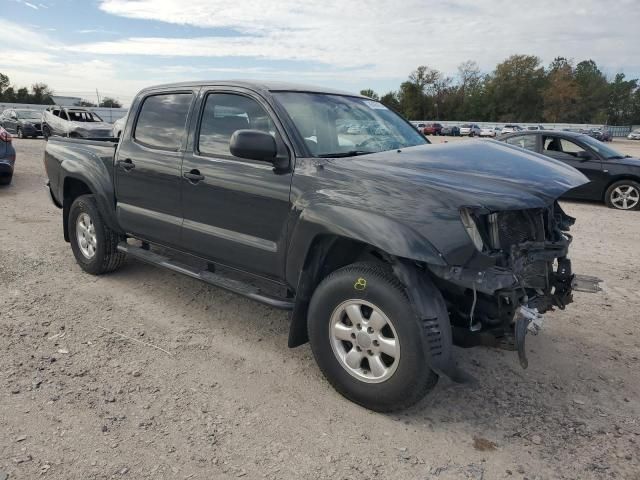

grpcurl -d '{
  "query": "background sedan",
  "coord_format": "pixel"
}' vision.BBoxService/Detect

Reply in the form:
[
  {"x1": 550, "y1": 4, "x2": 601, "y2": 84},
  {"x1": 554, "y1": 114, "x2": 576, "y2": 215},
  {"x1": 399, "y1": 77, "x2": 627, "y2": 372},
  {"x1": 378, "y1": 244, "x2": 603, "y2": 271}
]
[{"x1": 500, "y1": 130, "x2": 640, "y2": 210}]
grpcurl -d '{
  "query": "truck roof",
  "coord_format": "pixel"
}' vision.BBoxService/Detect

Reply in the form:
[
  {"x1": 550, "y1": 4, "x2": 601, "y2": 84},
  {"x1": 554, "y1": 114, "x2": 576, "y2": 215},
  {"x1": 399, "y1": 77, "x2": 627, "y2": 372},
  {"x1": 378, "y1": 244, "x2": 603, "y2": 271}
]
[{"x1": 138, "y1": 80, "x2": 366, "y2": 98}]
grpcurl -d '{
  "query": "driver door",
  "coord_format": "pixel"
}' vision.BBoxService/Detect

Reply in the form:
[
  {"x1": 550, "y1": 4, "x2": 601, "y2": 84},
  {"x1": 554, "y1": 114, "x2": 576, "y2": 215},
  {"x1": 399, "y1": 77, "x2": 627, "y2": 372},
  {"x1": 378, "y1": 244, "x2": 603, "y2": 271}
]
[
  {"x1": 179, "y1": 88, "x2": 293, "y2": 281},
  {"x1": 541, "y1": 135, "x2": 606, "y2": 199}
]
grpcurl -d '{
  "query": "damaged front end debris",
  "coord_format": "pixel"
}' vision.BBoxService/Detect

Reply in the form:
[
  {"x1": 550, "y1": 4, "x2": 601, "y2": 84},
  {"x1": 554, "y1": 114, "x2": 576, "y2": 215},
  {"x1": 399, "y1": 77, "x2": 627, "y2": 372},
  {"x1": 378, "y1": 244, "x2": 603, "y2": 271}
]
[{"x1": 429, "y1": 201, "x2": 602, "y2": 369}]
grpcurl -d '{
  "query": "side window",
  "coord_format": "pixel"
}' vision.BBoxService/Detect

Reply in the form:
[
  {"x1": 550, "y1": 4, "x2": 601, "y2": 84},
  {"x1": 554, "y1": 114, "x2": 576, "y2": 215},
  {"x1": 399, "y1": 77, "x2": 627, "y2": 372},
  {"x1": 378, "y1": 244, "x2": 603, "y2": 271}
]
[
  {"x1": 60, "y1": 111, "x2": 69, "y2": 120},
  {"x1": 198, "y1": 93, "x2": 275, "y2": 157},
  {"x1": 543, "y1": 136, "x2": 586, "y2": 158},
  {"x1": 506, "y1": 135, "x2": 536, "y2": 151},
  {"x1": 134, "y1": 93, "x2": 193, "y2": 150}
]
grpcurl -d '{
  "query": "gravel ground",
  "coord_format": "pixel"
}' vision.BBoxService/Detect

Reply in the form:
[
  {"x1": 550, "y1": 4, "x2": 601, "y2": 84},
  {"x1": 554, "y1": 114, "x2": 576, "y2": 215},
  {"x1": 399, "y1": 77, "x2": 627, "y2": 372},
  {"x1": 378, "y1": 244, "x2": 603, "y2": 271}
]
[{"x1": 1, "y1": 138, "x2": 639, "y2": 480}]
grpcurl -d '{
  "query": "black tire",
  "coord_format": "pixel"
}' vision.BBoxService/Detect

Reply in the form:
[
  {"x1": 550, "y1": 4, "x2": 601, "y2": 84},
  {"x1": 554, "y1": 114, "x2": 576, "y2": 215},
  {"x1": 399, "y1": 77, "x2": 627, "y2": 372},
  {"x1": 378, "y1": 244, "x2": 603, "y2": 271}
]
[
  {"x1": 0, "y1": 174, "x2": 12, "y2": 186},
  {"x1": 69, "y1": 195, "x2": 126, "y2": 274},
  {"x1": 308, "y1": 262, "x2": 439, "y2": 412},
  {"x1": 604, "y1": 180, "x2": 640, "y2": 211},
  {"x1": 42, "y1": 125, "x2": 51, "y2": 140}
]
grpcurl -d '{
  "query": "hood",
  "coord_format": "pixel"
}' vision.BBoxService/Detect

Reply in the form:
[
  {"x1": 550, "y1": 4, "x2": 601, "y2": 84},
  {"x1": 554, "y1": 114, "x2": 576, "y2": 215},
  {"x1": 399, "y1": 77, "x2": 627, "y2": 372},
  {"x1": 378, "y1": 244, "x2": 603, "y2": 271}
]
[{"x1": 344, "y1": 140, "x2": 589, "y2": 211}]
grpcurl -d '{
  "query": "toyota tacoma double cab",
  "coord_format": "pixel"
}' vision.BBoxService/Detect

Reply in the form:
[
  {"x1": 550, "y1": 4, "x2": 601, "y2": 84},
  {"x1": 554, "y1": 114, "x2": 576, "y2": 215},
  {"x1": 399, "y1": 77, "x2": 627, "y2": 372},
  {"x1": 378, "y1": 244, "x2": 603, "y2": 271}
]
[{"x1": 44, "y1": 81, "x2": 600, "y2": 412}]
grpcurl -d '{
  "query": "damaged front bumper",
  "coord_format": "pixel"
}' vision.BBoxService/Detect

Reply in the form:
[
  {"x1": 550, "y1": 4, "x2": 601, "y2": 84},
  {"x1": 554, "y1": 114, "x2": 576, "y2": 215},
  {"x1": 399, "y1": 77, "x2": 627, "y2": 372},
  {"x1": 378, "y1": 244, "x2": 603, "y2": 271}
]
[{"x1": 428, "y1": 202, "x2": 602, "y2": 369}]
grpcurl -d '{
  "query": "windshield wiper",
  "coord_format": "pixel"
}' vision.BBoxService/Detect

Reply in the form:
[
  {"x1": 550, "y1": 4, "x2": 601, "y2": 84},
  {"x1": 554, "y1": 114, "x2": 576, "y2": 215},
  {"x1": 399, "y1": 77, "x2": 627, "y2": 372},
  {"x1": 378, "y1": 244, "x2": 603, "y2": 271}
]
[
  {"x1": 317, "y1": 150, "x2": 374, "y2": 158},
  {"x1": 607, "y1": 155, "x2": 625, "y2": 159}
]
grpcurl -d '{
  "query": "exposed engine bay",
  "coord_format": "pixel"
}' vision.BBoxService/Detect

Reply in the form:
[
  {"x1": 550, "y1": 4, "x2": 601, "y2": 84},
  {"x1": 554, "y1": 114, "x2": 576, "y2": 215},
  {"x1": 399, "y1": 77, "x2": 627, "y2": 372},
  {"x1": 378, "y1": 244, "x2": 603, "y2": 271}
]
[{"x1": 428, "y1": 201, "x2": 601, "y2": 368}]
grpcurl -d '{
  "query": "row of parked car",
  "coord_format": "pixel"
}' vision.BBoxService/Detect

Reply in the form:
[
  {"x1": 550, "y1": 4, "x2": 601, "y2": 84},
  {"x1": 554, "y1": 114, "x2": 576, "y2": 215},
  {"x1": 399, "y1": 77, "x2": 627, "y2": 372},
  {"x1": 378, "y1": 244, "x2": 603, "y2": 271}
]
[
  {"x1": 414, "y1": 122, "x2": 617, "y2": 142},
  {"x1": 0, "y1": 106, "x2": 118, "y2": 140}
]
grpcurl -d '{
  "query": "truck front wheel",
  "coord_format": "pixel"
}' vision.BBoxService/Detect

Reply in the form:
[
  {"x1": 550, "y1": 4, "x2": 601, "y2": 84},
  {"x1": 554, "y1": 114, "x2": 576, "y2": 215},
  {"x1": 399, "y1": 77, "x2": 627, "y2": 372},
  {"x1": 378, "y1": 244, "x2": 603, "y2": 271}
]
[
  {"x1": 69, "y1": 195, "x2": 126, "y2": 275},
  {"x1": 308, "y1": 262, "x2": 438, "y2": 412}
]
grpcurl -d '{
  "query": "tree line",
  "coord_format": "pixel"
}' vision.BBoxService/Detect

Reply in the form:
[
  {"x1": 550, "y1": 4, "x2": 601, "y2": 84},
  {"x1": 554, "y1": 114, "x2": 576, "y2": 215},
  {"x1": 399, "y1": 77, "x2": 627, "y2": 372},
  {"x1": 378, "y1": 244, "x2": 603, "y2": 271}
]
[
  {"x1": 0, "y1": 72, "x2": 122, "y2": 108},
  {"x1": 362, "y1": 55, "x2": 640, "y2": 125}
]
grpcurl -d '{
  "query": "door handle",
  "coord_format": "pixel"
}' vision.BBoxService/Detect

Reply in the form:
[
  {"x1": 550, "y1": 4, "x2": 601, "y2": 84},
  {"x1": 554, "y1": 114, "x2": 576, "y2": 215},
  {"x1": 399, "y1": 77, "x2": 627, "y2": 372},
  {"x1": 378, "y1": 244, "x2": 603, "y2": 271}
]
[
  {"x1": 183, "y1": 169, "x2": 205, "y2": 183},
  {"x1": 118, "y1": 158, "x2": 135, "y2": 171}
]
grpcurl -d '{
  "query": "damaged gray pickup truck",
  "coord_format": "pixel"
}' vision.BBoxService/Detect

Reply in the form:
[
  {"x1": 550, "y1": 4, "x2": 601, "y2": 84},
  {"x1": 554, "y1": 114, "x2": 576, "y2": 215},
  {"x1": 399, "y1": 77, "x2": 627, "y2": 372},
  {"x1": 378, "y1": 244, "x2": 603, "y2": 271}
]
[{"x1": 44, "y1": 81, "x2": 601, "y2": 411}]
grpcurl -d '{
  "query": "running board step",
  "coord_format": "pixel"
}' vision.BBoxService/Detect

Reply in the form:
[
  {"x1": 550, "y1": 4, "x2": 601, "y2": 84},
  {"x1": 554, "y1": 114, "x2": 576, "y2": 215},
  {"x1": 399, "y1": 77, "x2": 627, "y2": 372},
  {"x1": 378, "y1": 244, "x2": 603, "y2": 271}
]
[{"x1": 117, "y1": 242, "x2": 294, "y2": 310}]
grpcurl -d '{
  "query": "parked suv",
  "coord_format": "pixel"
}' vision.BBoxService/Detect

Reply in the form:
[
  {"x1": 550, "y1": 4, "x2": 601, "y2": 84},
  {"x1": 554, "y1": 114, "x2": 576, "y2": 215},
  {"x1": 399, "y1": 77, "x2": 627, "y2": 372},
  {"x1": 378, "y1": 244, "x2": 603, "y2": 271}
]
[
  {"x1": 44, "y1": 80, "x2": 598, "y2": 412},
  {"x1": 423, "y1": 123, "x2": 443, "y2": 135},
  {"x1": 0, "y1": 108, "x2": 43, "y2": 138},
  {"x1": 42, "y1": 106, "x2": 113, "y2": 139}
]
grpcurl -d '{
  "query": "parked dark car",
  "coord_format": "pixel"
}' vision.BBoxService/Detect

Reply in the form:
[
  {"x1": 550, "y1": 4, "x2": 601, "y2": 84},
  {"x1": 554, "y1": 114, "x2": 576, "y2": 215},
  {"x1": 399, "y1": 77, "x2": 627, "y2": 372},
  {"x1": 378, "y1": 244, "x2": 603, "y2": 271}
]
[
  {"x1": 0, "y1": 126, "x2": 17, "y2": 185},
  {"x1": 589, "y1": 129, "x2": 612, "y2": 142},
  {"x1": 44, "y1": 80, "x2": 597, "y2": 412},
  {"x1": 423, "y1": 122, "x2": 443, "y2": 135},
  {"x1": 441, "y1": 125, "x2": 460, "y2": 136},
  {"x1": 500, "y1": 130, "x2": 640, "y2": 210},
  {"x1": 0, "y1": 108, "x2": 43, "y2": 138}
]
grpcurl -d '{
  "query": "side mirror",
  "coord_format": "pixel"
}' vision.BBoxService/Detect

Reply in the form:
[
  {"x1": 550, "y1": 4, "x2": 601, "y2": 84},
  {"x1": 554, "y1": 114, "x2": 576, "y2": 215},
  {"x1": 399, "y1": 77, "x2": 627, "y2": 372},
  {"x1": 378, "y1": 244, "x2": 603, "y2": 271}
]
[
  {"x1": 230, "y1": 129, "x2": 277, "y2": 162},
  {"x1": 576, "y1": 151, "x2": 593, "y2": 161}
]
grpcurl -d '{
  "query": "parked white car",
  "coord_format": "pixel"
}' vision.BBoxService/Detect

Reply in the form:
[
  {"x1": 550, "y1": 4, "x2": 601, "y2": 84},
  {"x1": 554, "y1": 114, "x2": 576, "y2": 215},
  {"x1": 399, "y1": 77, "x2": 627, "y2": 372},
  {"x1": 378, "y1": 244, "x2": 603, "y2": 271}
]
[
  {"x1": 112, "y1": 115, "x2": 127, "y2": 137},
  {"x1": 479, "y1": 126, "x2": 497, "y2": 137},
  {"x1": 42, "y1": 106, "x2": 113, "y2": 139},
  {"x1": 500, "y1": 124, "x2": 524, "y2": 134},
  {"x1": 628, "y1": 129, "x2": 640, "y2": 140},
  {"x1": 459, "y1": 123, "x2": 481, "y2": 136}
]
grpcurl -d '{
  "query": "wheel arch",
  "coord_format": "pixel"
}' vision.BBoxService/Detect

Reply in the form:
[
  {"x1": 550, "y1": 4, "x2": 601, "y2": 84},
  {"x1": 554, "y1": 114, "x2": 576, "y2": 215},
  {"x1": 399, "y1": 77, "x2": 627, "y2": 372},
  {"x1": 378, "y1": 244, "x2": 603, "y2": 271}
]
[
  {"x1": 602, "y1": 175, "x2": 640, "y2": 202},
  {"x1": 285, "y1": 205, "x2": 447, "y2": 348},
  {"x1": 62, "y1": 175, "x2": 120, "y2": 242},
  {"x1": 287, "y1": 233, "x2": 394, "y2": 348}
]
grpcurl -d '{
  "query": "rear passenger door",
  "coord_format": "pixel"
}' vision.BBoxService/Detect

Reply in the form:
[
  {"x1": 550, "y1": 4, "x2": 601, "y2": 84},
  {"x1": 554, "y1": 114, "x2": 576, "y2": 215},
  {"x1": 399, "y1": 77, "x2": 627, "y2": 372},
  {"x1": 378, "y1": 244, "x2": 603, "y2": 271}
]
[
  {"x1": 180, "y1": 88, "x2": 293, "y2": 280},
  {"x1": 115, "y1": 90, "x2": 197, "y2": 247}
]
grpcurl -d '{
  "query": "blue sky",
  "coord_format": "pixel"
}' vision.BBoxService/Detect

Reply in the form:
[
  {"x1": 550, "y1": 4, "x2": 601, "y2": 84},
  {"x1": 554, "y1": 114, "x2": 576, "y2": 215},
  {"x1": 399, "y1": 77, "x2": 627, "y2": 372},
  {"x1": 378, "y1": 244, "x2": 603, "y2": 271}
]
[{"x1": 2, "y1": 0, "x2": 639, "y2": 106}]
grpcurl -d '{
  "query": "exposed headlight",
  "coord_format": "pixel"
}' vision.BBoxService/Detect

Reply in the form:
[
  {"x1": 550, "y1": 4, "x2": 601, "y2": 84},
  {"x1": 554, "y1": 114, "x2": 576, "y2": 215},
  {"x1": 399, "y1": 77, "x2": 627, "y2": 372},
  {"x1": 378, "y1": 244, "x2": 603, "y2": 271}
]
[{"x1": 460, "y1": 207, "x2": 484, "y2": 251}]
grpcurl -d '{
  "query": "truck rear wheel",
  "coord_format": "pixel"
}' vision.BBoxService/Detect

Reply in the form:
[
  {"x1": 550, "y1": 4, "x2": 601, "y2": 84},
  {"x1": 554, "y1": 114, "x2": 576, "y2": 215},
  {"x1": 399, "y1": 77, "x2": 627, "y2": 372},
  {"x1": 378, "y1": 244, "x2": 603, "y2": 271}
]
[
  {"x1": 307, "y1": 262, "x2": 438, "y2": 412},
  {"x1": 69, "y1": 194, "x2": 126, "y2": 275}
]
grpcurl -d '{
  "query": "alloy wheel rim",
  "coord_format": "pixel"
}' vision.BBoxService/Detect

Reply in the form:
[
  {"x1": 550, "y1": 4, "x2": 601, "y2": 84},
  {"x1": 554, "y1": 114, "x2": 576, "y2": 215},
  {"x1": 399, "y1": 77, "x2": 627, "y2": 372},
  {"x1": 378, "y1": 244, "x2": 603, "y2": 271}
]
[
  {"x1": 76, "y1": 212, "x2": 97, "y2": 259},
  {"x1": 329, "y1": 299, "x2": 400, "y2": 383},
  {"x1": 611, "y1": 185, "x2": 640, "y2": 210}
]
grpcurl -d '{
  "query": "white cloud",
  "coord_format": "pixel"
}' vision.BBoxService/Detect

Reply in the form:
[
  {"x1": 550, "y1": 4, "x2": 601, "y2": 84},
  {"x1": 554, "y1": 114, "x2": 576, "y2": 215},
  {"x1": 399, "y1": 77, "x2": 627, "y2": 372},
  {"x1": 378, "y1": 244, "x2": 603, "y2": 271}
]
[{"x1": 92, "y1": 0, "x2": 640, "y2": 76}]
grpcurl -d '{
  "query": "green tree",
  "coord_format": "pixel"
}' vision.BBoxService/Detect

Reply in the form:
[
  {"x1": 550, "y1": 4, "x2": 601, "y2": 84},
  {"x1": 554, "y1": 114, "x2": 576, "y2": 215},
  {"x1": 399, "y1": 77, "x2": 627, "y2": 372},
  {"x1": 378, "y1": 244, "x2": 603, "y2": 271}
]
[
  {"x1": 607, "y1": 73, "x2": 638, "y2": 124},
  {"x1": 359, "y1": 89, "x2": 379, "y2": 100},
  {"x1": 454, "y1": 60, "x2": 487, "y2": 120},
  {"x1": 574, "y1": 60, "x2": 609, "y2": 123},
  {"x1": 15, "y1": 87, "x2": 29, "y2": 103},
  {"x1": 0, "y1": 73, "x2": 9, "y2": 97},
  {"x1": 543, "y1": 57, "x2": 579, "y2": 122},
  {"x1": 379, "y1": 91, "x2": 401, "y2": 111},
  {"x1": 30, "y1": 83, "x2": 54, "y2": 104},
  {"x1": 100, "y1": 97, "x2": 122, "y2": 108},
  {"x1": 485, "y1": 54, "x2": 546, "y2": 122}
]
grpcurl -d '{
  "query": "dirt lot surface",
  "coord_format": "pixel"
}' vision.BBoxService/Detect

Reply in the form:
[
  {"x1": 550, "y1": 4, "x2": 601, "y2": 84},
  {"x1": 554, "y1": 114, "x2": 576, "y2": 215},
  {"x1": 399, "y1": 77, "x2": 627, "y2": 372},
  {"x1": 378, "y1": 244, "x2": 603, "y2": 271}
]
[{"x1": 1, "y1": 138, "x2": 639, "y2": 480}]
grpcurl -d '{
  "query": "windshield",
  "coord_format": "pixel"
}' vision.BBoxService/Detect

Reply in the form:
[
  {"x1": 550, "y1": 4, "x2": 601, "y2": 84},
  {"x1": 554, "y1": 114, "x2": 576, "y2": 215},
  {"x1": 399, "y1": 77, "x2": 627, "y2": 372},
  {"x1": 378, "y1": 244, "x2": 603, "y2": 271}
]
[
  {"x1": 580, "y1": 134, "x2": 626, "y2": 159},
  {"x1": 273, "y1": 92, "x2": 427, "y2": 157},
  {"x1": 16, "y1": 110, "x2": 42, "y2": 120}
]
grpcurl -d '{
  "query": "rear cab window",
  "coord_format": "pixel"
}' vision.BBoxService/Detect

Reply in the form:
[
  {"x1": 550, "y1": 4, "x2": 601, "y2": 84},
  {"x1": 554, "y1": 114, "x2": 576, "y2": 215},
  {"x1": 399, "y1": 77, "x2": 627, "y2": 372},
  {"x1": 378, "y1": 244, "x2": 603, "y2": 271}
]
[{"x1": 134, "y1": 92, "x2": 194, "y2": 150}]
